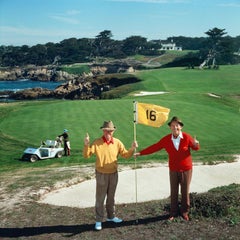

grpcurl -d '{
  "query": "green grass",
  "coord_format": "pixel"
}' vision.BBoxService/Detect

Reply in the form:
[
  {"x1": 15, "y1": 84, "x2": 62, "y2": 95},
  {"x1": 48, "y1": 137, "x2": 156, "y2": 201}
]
[
  {"x1": 60, "y1": 64, "x2": 91, "y2": 75},
  {"x1": 132, "y1": 51, "x2": 196, "y2": 65},
  {"x1": 135, "y1": 65, "x2": 240, "y2": 95},
  {"x1": 0, "y1": 65, "x2": 239, "y2": 172}
]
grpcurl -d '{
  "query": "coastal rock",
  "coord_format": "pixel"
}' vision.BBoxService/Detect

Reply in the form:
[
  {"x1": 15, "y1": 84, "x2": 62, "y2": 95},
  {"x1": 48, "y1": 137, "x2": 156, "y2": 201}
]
[
  {"x1": 53, "y1": 79, "x2": 96, "y2": 100},
  {"x1": 7, "y1": 74, "x2": 140, "y2": 100},
  {"x1": 1, "y1": 59, "x2": 142, "y2": 100},
  {"x1": 9, "y1": 88, "x2": 53, "y2": 100},
  {"x1": 0, "y1": 59, "x2": 139, "y2": 81},
  {"x1": 0, "y1": 66, "x2": 77, "y2": 82}
]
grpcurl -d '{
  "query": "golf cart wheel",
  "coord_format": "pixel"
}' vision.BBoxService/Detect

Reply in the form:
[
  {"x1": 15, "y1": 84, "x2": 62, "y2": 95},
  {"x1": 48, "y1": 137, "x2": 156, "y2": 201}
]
[
  {"x1": 30, "y1": 154, "x2": 38, "y2": 163},
  {"x1": 56, "y1": 151, "x2": 63, "y2": 158},
  {"x1": 22, "y1": 154, "x2": 29, "y2": 161}
]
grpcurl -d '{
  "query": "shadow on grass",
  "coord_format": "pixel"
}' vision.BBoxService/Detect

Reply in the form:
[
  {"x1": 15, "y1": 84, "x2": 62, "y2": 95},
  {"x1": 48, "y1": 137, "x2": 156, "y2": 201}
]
[{"x1": 0, "y1": 214, "x2": 169, "y2": 238}]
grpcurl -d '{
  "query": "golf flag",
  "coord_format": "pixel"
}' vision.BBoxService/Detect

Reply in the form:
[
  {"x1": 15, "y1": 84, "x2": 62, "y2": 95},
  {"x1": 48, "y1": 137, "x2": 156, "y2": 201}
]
[{"x1": 135, "y1": 102, "x2": 170, "y2": 128}]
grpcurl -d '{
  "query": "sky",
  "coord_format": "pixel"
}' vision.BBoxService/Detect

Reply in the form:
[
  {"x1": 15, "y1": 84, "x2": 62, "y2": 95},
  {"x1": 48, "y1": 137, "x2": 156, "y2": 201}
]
[{"x1": 0, "y1": 0, "x2": 239, "y2": 46}]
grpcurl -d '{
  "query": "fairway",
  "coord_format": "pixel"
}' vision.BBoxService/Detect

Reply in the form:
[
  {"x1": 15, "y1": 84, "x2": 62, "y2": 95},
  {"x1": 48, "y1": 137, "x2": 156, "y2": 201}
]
[{"x1": 0, "y1": 65, "x2": 239, "y2": 171}]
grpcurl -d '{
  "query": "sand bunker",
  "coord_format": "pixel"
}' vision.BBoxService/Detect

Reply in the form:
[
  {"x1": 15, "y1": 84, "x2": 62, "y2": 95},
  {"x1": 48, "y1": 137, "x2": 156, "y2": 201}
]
[
  {"x1": 39, "y1": 157, "x2": 240, "y2": 208},
  {"x1": 133, "y1": 91, "x2": 168, "y2": 96}
]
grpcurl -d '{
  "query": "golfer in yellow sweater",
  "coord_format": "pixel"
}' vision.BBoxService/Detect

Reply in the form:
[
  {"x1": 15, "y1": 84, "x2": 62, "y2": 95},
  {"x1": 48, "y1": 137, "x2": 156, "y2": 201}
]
[{"x1": 83, "y1": 120, "x2": 138, "y2": 231}]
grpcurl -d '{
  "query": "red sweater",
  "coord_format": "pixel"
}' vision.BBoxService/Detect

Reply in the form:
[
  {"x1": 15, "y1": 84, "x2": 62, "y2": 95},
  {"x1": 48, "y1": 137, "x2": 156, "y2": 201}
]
[{"x1": 140, "y1": 132, "x2": 200, "y2": 171}]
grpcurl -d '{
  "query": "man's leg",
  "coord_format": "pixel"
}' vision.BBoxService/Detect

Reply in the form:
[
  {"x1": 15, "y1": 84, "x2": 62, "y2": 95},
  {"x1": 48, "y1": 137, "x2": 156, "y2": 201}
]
[
  {"x1": 169, "y1": 171, "x2": 180, "y2": 217},
  {"x1": 106, "y1": 172, "x2": 118, "y2": 219},
  {"x1": 180, "y1": 169, "x2": 192, "y2": 219},
  {"x1": 64, "y1": 142, "x2": 67, "y2": 156},
  {"x1": 95, "y1": 171, "x2": 108, "y2": 222}
]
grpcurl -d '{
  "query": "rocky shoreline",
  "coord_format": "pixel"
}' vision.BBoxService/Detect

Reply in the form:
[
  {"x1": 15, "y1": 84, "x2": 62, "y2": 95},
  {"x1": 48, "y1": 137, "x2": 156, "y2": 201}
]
[{"x1": 0, "y1": 62, "x2": 140, "y2": 100}]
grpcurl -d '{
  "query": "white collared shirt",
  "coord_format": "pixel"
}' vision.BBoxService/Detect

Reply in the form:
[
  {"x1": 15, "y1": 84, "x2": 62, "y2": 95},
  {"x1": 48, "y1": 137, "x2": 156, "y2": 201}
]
[{"x1": 171, "y1": 131, "x2": 183, "y2": 151}]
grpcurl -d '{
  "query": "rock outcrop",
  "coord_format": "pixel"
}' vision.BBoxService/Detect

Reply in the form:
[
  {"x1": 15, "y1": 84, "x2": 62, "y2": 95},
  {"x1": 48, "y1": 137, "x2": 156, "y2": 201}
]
[
  {"x1": 0, "y1": 59, "x2": 142, "y2": 100},
  {"x1": 0, "y1": 59, "x2": 140, "y2": 82},
  {"x1": 8, "y1": 74, "x2": 140, "y2": 100},
  {"x1": 9, "y1": 88, "x2": 53, "y2": 100},
  {"x1": 0, "y1": 66, "x2": 77, "y2": 82}
]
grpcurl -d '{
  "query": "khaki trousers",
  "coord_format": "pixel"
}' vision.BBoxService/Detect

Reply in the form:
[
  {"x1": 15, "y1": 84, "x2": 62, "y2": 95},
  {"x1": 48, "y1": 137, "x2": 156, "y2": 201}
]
[
  {"x1": 169, "y1": 169, "x2": 192, "y2": 217},
  {"x1": 95, "y1": 171, "x2": 118, "y2": 222}
]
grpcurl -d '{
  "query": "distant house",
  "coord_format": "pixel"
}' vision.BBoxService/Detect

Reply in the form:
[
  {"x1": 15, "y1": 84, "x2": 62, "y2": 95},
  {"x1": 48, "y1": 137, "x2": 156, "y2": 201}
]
[
  {"x1": 234, "y1": 48, "x2": 240, "y2": 56},
  {"x1": 160, "y1": 40, "x2": 182, "y2": 51}
]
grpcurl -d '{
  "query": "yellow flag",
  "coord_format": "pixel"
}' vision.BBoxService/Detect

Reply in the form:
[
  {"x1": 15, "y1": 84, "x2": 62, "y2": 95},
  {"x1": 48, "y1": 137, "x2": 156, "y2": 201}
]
[{"x1": 136, "y1": 102, "x2": 170, "y2": 128}]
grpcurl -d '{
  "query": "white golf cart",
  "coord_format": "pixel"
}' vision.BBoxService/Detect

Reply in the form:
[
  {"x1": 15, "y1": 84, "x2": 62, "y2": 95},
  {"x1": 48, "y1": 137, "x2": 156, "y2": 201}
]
[{"x1": 22, "y1": 139, "x2": 64, "y2": 162}]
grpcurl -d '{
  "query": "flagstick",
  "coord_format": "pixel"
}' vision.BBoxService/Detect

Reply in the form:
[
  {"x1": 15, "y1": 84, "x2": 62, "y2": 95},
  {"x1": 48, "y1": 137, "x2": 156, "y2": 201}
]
[
  {"x1": 133, "y1": 101, "x2": 138, "y2": 224},
  {"x1": 134, "y1": 121, "x2": 138, "y2": 224}
]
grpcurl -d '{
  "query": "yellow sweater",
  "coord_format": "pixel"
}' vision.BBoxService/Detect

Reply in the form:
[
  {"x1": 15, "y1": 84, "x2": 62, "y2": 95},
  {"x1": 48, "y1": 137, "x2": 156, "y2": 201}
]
[{"x1": 83, "y1": 137, "x2": 134, "y2": 173}]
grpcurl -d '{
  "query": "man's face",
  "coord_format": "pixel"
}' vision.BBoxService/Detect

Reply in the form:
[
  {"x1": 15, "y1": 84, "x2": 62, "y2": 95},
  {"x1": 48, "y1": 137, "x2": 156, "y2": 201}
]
[
  {"x1": 103, "y1": 129, "x2": 114, "y2": 141},
  {"x1": 169, "y1": 121, "x2": 182, "y2": 137}
]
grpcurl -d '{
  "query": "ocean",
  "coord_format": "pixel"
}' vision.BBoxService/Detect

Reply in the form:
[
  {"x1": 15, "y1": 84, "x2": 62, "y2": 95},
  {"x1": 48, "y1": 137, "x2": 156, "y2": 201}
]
[{"x1": 0, "y1": 79, "x2": 63, "y2": 92}]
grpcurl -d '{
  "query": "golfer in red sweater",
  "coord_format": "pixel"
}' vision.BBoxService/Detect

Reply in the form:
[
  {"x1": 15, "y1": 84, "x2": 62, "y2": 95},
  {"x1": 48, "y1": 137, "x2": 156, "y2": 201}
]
[{"x1": 135, "y1": 116, "x2": 200, "y2": 221}]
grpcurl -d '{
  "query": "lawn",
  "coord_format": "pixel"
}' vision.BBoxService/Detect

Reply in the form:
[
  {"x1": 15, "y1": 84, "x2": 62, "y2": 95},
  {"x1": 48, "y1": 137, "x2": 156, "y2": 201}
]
[
  {"x1": 0, "y1": 65, "x2": 239, "y2": 171},
  {"x1": 0, "y1": 65, "x2": 239, "y2": 239}
]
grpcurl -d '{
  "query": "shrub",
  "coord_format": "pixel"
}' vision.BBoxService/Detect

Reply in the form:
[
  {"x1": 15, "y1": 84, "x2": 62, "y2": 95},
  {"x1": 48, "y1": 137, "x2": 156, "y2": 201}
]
[{"x1": 190, "y1": 184, "x2": 240, "y2": 224}]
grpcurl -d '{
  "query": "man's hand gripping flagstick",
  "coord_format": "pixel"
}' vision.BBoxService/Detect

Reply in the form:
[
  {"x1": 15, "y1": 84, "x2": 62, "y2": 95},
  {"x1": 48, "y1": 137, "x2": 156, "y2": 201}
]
[
  {"x1": 84, "y1": 132, "x2": 90, "y2": 146},
  {"x1": 193, "y1": 135, "x2": 200, "y2": 147}
]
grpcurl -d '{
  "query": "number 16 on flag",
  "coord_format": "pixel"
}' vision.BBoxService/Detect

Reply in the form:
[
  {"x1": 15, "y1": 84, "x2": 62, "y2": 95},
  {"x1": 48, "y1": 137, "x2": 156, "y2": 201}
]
[{"x1": 134, "y1": 102, "x2": 170, "y2": 128}]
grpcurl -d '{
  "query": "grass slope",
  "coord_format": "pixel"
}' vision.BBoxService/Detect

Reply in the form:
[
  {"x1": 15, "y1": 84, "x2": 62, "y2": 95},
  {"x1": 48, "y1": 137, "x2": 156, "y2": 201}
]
[{"x1": 0, "y1": 65, "x2": 239, "y2": 172}]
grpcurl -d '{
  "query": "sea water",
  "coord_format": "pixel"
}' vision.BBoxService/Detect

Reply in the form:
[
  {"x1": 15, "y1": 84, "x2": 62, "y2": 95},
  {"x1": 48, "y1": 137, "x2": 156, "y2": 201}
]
[{"x1": 0, "y1": 79, "x2": 62, "y2": 92}]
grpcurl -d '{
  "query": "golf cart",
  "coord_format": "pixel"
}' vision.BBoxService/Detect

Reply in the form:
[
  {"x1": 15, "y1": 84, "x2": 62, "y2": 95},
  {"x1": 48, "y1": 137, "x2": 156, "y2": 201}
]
[{"x1": 22, "y1": 139, "x2": 64, "y2": 162}]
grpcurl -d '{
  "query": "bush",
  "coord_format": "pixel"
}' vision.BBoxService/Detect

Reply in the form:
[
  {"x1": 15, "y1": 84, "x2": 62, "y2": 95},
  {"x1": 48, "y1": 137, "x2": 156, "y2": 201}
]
[{"x1": 190, "y1": 184, "x2": 240, "y2": 224}]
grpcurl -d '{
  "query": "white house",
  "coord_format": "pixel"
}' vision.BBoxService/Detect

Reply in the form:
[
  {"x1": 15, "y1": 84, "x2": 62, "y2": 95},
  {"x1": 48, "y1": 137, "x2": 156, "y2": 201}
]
[{"x1": 160, "y1": 41, "x2": 182, "y2": 51}]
